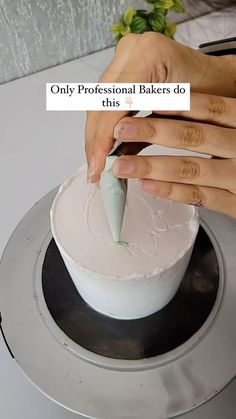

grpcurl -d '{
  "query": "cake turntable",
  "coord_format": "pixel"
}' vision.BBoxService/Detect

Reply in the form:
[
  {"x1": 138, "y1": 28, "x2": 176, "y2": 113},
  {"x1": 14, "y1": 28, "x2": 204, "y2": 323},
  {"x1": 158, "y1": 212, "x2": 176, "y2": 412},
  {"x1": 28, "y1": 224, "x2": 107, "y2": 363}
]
[
  {"x1": 1, "y1": 35, "x2": 236, "y2": 419},
  {"x1": 0, "y1": 187, "x2": 236, "y2": 419}
]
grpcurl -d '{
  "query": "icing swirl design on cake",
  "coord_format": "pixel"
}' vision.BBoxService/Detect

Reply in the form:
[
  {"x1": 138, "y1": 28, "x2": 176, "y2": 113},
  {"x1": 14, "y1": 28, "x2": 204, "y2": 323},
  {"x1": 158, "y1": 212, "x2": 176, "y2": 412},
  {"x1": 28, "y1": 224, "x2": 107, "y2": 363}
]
[{"x1": 51, "y1": 164, "x2": 199, "y2": 279}]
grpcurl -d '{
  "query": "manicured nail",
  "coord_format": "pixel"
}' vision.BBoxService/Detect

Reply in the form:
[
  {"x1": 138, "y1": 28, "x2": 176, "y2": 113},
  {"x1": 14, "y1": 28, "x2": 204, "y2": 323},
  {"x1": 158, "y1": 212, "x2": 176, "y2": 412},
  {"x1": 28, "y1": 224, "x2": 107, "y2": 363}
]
[
  {"x1": 140, "y1": 180, "x2": 156, "y2": 192},
  {"x1": 114, "y1": 122, "x2": 137, "y2": 140},
  {"x1": 87, "y1": 155, "x2": 96, "y2": 182},
  {"x1": 112, "y1": 158, "x2": 135, "y2": 176}
]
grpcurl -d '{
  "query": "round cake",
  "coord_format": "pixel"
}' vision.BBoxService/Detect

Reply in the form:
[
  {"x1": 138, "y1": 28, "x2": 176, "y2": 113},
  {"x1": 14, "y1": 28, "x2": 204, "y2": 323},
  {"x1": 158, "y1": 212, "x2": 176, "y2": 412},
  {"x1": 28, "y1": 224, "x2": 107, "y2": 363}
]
[{"x1": 51, "y1": 164, "x2": 199, "y2": 319}]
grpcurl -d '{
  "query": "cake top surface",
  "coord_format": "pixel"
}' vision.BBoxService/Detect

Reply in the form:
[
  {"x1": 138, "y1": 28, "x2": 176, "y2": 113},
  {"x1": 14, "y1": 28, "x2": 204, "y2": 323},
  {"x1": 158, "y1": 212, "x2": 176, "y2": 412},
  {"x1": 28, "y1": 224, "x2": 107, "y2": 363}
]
[{"x1": 51, "y1": 164, "x2": 199, "y2": 279}]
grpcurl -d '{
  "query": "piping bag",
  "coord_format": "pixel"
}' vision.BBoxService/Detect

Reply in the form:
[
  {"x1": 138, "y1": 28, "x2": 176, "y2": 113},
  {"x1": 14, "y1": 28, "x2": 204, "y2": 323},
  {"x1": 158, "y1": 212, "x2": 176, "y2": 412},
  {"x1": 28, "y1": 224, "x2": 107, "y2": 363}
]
[
  {"x1": 99, "y1": 115, "x2": 157, "y2": 243},
  {"x1": 99, "y1": 141, "x2": 127, "y2": 243}
]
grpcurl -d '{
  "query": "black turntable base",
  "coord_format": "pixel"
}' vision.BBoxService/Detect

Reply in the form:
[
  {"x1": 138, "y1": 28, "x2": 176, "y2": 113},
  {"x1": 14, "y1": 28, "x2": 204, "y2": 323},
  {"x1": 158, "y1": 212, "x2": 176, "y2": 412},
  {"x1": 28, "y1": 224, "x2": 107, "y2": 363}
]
[{"x1": 42, "y1": 226, "x2": 219, "y2": 360}]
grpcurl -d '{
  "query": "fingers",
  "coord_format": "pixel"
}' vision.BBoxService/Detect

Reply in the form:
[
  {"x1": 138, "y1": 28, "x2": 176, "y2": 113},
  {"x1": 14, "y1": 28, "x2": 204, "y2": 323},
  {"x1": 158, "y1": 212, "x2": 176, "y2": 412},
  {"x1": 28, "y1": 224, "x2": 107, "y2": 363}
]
[
  {"x1": 85, "y1": 33, "x2": 171, "y2": 182},
  {"x1": 85, "y1": 111, "x2": 100, "y2": 164},
  {"x1": 155, "y1": 92, "x2": 236, "y2": 129},
  {"x1": 85, "y1": 34, "x2": 141, "y2": 182},
  {"x1": 139, "y1": 179, "x2": 236, "y2": 219},
  {"x1": 112, "y1": 155, "x2": 236, "y2": 190},
  {"x1": 114, "y1": 115, "x2": 236, "y2": 158},
  {"x1": 86, "y1": 111, "x2": 128, "y2": 183}
]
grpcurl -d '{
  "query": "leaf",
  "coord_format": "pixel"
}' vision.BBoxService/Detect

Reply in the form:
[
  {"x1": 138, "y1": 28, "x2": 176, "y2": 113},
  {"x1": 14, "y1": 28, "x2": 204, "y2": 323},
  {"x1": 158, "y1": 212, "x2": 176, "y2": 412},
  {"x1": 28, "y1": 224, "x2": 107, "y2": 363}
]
[
  {"x1": 153, "y1": 7, "x2": 166, "y2": 17},
  {"x1": 123, "y1": 7, "x2": 136, "y2": 26},
  {"x1": 164, "y1": 21, "x2": 176, "y2": 38},
  {"x1": 154, "y1": 0, "x2": 174, "y2": 9},
  {"x1": 120, "y1": 25, "x2": 131, "y2": 36},
  {"x1": 130, "y1": 15, "x2": 148, "y2": 34},
  {"x1": 111, "y1": 22, "x2": 122, "y2": 35},
  {"x1": 136, "y1": 9, "x2": 149, "y2": 18},
  {"x1": 171, "y1": 0, "x2": 185, "y2": 13},
  {"x1": 148, "y1": 9, "x2": 166, "y2": 32}
]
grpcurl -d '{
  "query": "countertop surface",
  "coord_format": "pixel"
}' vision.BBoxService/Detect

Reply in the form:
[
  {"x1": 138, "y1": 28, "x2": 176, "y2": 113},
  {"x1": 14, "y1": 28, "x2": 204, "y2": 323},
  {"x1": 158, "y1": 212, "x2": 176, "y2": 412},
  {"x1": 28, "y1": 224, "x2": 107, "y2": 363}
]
[{"x1": 0, "y1": 7, "x2": 236, "y2": 419}]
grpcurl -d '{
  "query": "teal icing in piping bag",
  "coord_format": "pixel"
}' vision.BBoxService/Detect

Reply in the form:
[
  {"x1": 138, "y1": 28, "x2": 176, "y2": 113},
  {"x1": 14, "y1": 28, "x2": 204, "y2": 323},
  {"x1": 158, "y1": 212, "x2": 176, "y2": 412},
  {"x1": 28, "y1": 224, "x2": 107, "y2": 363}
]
[{"x1": 100, "y1": 155, "x2": 127, "y2": 243}]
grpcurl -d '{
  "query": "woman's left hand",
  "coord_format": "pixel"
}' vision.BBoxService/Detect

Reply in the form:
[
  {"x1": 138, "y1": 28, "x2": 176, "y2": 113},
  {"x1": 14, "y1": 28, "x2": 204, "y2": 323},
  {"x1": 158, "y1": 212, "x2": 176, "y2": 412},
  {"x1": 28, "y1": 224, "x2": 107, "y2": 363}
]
[{"x1": 112, "y1": 92, "x2": 236, "y2": 218}]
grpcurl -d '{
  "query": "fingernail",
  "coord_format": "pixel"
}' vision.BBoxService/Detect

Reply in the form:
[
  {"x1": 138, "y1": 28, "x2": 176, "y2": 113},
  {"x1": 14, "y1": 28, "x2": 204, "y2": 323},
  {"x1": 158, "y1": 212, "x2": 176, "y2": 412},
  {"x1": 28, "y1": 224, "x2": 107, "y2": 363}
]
[
  {"x1": 140, "y1": 180, "x2": 156, "y2": 192},
  {"x1": 114, "y1": 122, "x2": 137, "y2": 140},
  {"x1": 112, "y1": 158, "x2": 135, "y2": 176},
  {"x1": 87, "y1": 155, "x2": 96, "y2": 182}
]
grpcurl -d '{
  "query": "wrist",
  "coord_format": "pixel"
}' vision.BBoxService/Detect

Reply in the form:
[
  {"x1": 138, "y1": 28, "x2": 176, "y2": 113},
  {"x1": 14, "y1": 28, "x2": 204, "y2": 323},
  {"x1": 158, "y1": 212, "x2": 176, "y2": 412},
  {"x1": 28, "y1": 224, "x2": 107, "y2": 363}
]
[
  {"x1": 163, "y1": 39, "x2": 236, "y2": 98},
  {"x1": 202, "y1": 54, "x2": 236, "y2": 97}
]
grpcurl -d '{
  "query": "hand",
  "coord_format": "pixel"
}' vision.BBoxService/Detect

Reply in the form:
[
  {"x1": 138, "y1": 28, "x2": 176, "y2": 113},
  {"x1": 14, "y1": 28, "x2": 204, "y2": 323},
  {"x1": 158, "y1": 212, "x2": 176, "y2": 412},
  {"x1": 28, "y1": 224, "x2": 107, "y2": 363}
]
[
  {"x1": 85, "y1": 32, "x2": 236, "y2": 183},
  {"x1": 111, "y1": 92, "x2": 236, "y2": 219}
]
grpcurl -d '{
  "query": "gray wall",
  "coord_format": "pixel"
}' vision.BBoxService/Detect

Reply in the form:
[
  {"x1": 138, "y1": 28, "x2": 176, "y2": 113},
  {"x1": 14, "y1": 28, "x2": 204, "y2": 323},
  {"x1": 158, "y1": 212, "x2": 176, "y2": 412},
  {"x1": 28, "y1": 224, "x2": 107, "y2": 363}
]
[{"x1": 0, "y1": 0, "x2": 216, "y2": 85}]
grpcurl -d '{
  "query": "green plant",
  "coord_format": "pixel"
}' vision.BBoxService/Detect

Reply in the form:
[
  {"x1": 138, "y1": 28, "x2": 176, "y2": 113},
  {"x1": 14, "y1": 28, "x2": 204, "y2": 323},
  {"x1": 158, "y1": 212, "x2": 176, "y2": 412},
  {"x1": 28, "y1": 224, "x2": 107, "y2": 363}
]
[{"x1": 111, "y1": 0, "x2": 185, "y2": 43}]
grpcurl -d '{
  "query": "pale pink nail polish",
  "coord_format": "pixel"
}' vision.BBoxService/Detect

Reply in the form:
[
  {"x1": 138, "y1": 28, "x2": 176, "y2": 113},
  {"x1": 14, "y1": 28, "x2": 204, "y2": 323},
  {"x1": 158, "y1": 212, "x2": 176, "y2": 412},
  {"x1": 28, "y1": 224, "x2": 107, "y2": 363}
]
[
  {"x1": 112, "y1": 158, "x2": 135, "y2": 176},
  {"x1": 114, "y1": 122, "x2": 137, "y2": 140}
]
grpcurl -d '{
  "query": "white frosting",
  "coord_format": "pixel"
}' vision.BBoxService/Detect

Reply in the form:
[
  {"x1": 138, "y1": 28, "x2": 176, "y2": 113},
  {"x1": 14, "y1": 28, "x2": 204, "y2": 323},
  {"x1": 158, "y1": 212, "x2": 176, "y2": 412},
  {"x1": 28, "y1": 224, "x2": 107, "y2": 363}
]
[{"x1": 51, "y1": 164, "x2": 199, "y2": 280}]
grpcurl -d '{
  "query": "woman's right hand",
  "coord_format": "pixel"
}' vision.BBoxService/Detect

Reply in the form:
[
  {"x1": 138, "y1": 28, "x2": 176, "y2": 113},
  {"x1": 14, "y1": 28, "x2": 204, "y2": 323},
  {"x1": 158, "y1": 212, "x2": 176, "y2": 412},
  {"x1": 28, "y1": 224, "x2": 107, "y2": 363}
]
[{"x1": 86, "y1": 32, "x2": 236, "y2": 183}]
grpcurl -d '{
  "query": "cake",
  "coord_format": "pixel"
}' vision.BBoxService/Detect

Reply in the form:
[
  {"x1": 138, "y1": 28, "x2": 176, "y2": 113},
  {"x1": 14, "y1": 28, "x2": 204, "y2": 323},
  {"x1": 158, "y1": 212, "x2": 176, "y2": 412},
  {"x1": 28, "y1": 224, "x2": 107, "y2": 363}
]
[{"x1": 50, "y1": 162, "x2": 199, "y2": 320}]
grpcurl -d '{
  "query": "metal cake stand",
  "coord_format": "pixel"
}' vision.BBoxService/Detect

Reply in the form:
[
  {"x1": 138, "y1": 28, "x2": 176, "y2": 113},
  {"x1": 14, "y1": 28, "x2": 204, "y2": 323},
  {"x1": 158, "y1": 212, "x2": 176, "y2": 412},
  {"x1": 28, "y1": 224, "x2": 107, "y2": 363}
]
[{"x1": 0, "y1": 189, "x2": 236, "y2": 419}]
